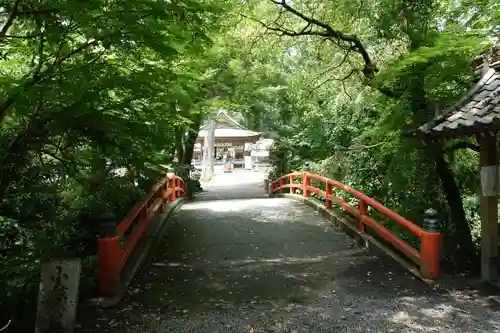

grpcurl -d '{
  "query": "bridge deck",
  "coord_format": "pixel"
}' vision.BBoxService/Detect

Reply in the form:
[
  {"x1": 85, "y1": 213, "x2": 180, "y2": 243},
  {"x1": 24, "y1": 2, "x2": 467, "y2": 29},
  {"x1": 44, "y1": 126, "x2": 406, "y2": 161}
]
[{"x1": 77, "y1": 172, "x2": 500, "y2": 333}]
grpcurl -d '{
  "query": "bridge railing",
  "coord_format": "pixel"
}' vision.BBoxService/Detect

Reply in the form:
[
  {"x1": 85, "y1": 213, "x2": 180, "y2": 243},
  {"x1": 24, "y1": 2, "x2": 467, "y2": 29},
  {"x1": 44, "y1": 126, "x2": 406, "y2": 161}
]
[
  {"x1": 98, "y1": 172, "x2": 185, "y2": 296},
  {"x1": 269, "y1": 171, "x2": 440, "y2": 280}
]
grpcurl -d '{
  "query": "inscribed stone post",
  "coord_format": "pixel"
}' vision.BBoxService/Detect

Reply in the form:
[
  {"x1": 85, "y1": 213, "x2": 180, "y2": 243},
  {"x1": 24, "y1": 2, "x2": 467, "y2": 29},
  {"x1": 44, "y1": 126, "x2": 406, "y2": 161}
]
[{"x1": 35, "y1": 258, "x2": 81, "y2": 333}]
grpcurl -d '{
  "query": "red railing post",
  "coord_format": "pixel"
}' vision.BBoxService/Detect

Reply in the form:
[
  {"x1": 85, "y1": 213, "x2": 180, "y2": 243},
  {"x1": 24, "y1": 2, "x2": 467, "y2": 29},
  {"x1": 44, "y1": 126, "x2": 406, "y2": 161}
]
[
  {"x1": 98, "y1": 214, "x2": 121, "y2": 297},
  {"x1": 325, "y1": 183, "x2": 332, "y2": 209},
  {"x1": 166, "y1": 178, "x2": 170, "y2": 202},
  {"x1": 269, "y1": 171, "x2": 438, "y2": 279},
  {"x1": 169, "y1": 177, "x2": 175, "y2": 202},
  {"x1": 98, "y1": 173, "x2": 186, "y2": 298},
  {"x1": 139, "y1": 207, "x2": 148, "y2": 236},
  {"x1": 157, "y1": 182, "x2": 165, "y2": 213},
  {"x1": 358, "y1": 200, "x2": 367, "y2": 233},
  {"x1": 420, "y1": 209, "x2": 440, "y2": 279},
  {"x1": 303, "y1": 172, "x2": 310, "y2": 198}
]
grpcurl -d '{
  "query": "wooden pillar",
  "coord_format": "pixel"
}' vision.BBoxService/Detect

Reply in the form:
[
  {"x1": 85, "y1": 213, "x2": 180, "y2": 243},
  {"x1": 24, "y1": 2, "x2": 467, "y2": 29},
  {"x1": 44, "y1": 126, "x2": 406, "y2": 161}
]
[
  {"x1": 478, "y1": 133, "x2": 498, "y2": 281},
  {"x1": 201, "y1": 119, "x2": 215, "y2": 182},
  {"x1": 202, "y1": 135, "x2": 208, "y2": 175},
  {"x1": 207, "y1": 120, "x2": 215, "y2": 175}
]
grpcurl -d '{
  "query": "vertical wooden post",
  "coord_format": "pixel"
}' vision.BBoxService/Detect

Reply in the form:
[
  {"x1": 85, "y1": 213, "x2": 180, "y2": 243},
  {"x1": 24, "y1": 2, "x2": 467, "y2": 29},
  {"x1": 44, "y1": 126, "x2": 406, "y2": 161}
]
[
  {"x1": 420, "y1": 208, "x2": 440, "y2": 279},
  {"x1": 325, "y1": 183, "x2": 332, "y2": 209},
  {"x1": 173, "y1": 178, "x2": 177, "y2": 201},
  {"x1": 166, "y1": 178, "x2": 172, "y2": 202},
  {"x1": 201, "y1": 135, "x2": 208, "y2": 180},
  {"x1": 201, "y1": 119, "x2": 215, "y2": 182},
  {"x1": 175, "y1": 178, "x2": 179, "y2": 200},
  {"x1": 169, "y1": 178, "x2": 176, "y2": 202},
  {"x1": 478, "y1": 133, "x2": 498, "y2": 281},
  {"x1": 97, "y1": 213, "x2": 121, "y2": 297},
  {"x1": 289, "y1": 174, "x2": 295, "y2": 194},
  {"x1": 358, "y1": 200, "x2": 367, "y2": 233},
  {"x1": 157, "y1": 182, "x2": 165, "y2": 213},
  {"x1": 279, "y1": 178, "x2": 285, "y2": 193},
  {"x1": 303, "y1": 172, "x2": 310, "y2": 198}
]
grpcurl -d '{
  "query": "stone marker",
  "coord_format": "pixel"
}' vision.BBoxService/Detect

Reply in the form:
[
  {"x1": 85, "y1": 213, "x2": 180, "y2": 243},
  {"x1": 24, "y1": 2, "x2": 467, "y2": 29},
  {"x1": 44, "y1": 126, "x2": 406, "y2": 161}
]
[{"x1": 35, "y1": 258, "x2": 81, "y2": 333}]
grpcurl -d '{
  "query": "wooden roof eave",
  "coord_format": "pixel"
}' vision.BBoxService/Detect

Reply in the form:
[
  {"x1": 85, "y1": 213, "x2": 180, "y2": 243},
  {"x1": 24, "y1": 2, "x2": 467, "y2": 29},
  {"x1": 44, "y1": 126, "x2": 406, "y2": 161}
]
[
  {"x1": 195, "y1": 135, "x2": 262, "y2": 143},
  {"x1": 410, "y1": 68, "x2": 500, "y2": 140},
  {"x1": 423, "y1": 69, "x2": 496, "y2": 125},
  {"x1": 411, "y1": 122, "x2": 500, "y2": 140}
]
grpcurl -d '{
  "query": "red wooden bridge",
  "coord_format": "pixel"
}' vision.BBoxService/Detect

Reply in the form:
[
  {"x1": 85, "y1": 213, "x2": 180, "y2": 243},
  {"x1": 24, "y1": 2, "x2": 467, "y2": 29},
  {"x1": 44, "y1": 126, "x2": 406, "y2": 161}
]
[
  {"x1": 97, "y1": 173, "x2": 186, "y2": 298},
  {"x1": 97, "y1": 171, "x2": 439, "y2": 299},
  {"x1": 77, "y1": 171, "x2": 500, "y2": 333},
  {"x1": 269, "y1": 171, "x2": 440, "y2": 281}
]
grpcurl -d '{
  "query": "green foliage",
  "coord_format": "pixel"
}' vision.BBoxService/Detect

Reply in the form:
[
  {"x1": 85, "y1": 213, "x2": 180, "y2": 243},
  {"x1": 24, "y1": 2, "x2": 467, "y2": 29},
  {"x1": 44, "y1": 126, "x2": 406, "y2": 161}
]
[
  {"x1": 232, "y1": 0, "x2": 498, "y2": 271},
  {"x1": 0, "y1": 0, "x2": 233, "y2": 328},
  {"x1": 0, "y1": 0, "x2": 498, "y2": 328}
]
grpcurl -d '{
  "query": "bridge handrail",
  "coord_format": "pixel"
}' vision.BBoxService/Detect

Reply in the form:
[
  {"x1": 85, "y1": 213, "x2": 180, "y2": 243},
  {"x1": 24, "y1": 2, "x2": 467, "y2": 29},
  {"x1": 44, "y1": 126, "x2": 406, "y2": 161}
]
[
  {"x1": 98, "y1": 172, "x2": 185, "y2": 296},
  {"x1": 269, "y1": 171, "x2": 439, "y2": 280}
]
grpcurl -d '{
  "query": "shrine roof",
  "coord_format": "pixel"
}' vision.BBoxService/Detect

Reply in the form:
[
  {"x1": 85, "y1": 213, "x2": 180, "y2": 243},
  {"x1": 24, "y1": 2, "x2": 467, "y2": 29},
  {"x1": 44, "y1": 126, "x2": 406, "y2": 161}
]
[
  {"x1": 413, "y1": 68, "x2": 500, "y2": 138},
  {"x1": 198, "y1": 109, "x2": 261, "y2": 139},
  {"x1": 198, "y1": 128, "x2": 261, "y2": 138}
]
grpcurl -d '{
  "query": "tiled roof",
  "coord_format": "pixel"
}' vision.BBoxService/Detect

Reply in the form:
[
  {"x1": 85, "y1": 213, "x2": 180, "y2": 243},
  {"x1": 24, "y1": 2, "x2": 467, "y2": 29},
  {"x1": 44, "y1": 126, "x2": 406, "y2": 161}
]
[
  {"x1": 414, "y1": 68, "x2": 500, "y2": 138},
  {"x1": 198, "y1": 128, "x2": 261, "y2": 138},
  {"x1": 199, "y1": 110, "x2": 247, "y2": 131},
  {"x1": 198, "y1": 109, "x2": 261, "y2": 139},
  {"x1": 252, "y1": 138, "x2": 274, "y2": 150}
]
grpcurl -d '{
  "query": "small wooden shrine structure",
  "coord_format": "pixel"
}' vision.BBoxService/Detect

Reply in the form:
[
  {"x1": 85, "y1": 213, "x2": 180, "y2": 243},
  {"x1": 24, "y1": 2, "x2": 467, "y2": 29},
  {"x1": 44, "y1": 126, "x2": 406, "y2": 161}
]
[
  {"x1": 195, "y1": 110, "x2": 261, "y2": 179},
  {"x1": 413, "y1": 45, "x2": 500, "y2": 281}
]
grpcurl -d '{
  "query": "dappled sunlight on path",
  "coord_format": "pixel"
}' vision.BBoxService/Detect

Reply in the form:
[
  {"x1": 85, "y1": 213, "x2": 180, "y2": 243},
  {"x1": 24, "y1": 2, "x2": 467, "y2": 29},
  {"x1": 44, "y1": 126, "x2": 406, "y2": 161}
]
[{"x1": 76, "y1": 174, "x2": 500, "y2": 333}]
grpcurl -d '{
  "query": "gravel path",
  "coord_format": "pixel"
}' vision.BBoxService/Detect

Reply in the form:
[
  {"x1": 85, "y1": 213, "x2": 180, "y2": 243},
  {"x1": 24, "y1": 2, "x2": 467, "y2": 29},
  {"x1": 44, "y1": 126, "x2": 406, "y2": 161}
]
[{"x1": 76, "y1": 172, "x2": 500, "y2": 333}]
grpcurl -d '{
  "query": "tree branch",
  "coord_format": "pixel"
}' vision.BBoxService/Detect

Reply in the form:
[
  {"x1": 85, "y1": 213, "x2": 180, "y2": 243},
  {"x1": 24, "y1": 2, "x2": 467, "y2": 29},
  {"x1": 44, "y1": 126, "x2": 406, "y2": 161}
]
[
  {"x1": 338, "y1": 141, "x2": 390, "y2": 151},
  {"x1": 242, "y1": 1, "x2": 405, "y2": 99},
  {"x1": 447, "y1": 141, "x2": 480, "y2": 152},
  {"x1": 308, "y1": 67, "x2": 357, "y2": 97},
  {"x1": 0, "y1": 37, "x2": 103, "y2": 123},
  {"x1": 32, "y1": 24, "x2": 45, "y2": 81},
  {"x1": 305, "y1": 48, "x2": 353, "y2": 90},
  {"x1": 241, "y1": 12, "x2": 331, "y2": 38},
  {"x1": 0, "y1": 0, "x2": 21, "y2": 38},
  {"x1": 0, "y1": 12, "x2": 151, "y2": 123},
  {"x1": 3, "y1": 33, "x2": 43, "y2": 39},
  {"x1": 270, "y1": 0, "x2": 377, "y2": 78}
]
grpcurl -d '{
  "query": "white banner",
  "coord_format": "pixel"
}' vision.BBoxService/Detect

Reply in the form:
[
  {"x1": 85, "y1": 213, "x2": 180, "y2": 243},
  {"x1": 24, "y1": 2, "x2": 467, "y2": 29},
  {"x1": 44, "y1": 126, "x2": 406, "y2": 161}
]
[{"x1": 481, "y1": 165, "x2": 499, "y2": 196}]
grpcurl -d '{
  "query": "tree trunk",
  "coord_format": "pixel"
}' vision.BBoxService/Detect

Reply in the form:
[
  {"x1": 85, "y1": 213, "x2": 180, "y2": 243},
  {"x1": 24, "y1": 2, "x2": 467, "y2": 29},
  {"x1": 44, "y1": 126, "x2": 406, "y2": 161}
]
[
  {"x1": 433, "y1": 146, "x2": 476, "y2": 268},
  {"x1": 407, "y1": 62, "x2": 475, "y2": 269},
  {"x1": 0, "y1": 116, "x2": 53, "y2": 196},
  {"x1": 174, "y1": 126, "x2": 184, "y2": 164},
  {"x1": 182, "y1": 126, "x2": 199, "y2": 167},
  {"x1": 178, "y1": 112, "x2": 202, "y2": 180}
]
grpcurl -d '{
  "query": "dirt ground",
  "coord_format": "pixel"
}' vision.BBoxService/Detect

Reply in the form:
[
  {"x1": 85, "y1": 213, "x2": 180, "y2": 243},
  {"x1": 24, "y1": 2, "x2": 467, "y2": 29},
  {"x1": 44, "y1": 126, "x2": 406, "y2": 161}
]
[{"x1": 76, "y1": 173, "x2": 500, "y2": 333}]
